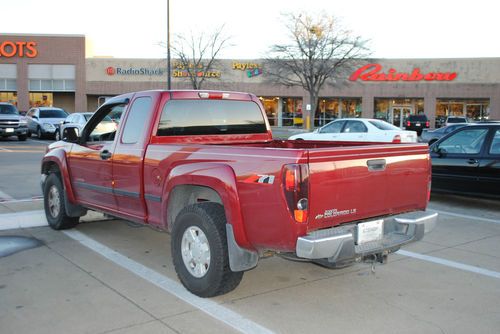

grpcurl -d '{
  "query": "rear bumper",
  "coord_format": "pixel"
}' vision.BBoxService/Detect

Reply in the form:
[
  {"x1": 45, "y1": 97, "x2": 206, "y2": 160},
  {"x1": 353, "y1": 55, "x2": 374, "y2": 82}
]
[{"x1": 296, "y1": 211, "x2": 437, "y2": 261}]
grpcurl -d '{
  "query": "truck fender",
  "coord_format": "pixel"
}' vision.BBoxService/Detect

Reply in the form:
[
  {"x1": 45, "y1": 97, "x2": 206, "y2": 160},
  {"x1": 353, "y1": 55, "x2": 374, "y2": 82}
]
[
  {"x1": 41, "y1": 149, "x2": 87, "y2": 217},
  {"x1": 162, "y1": 163, "x2": 258, "y2": 272}
]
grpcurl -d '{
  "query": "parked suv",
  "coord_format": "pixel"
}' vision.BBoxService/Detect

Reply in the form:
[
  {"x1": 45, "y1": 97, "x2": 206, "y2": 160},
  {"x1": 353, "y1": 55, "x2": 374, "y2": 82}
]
[
  {"x1": 26, "y1": 107, "x2": 68, "y2": 139},
  {"x1": 0, "y1": 103, "x2": 29, "y2": 141},
  {"x1": 405, "y1": 114, "x2": 429, "y2": 135}
]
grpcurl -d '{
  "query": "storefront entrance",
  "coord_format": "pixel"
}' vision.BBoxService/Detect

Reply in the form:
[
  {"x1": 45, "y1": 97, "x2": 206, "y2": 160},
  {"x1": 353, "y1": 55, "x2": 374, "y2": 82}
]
[{"x1": 390, "y1": 106, "x2": 412, "y2": 127}]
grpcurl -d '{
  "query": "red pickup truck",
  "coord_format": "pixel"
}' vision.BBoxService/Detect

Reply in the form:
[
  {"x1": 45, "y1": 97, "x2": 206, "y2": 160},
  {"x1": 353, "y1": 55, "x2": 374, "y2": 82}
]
[{"x1": 41, "y1": 90, "x2": 437, "y2": 297}]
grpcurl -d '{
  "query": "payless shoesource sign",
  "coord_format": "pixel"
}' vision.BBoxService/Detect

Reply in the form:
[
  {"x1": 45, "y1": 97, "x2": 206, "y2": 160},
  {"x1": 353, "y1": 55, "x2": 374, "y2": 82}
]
[{"x1": 349, "y1": 63, "x2": 457, "y2": 82}]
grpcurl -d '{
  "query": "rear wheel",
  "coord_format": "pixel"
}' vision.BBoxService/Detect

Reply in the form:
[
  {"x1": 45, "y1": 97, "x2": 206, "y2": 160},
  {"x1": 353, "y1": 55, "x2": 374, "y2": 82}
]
[
  {"x1": 428, "y1": 139, "x2": 437, "y2": 145},
  {"x1": 171, "y1": 202, "x2": 243, "y2": 297},
  {"x1": 43, "y1": 173, "x2": 79, "y2": 230},
  {"x1": 18, "y1": 135, "x2": 27, "y2": 141}
]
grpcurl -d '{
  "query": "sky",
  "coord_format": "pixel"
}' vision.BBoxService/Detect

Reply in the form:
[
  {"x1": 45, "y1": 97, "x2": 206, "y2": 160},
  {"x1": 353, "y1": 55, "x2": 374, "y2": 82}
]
[{"x1": 3, "y1": 0, "x2": 500, "y2": 59}]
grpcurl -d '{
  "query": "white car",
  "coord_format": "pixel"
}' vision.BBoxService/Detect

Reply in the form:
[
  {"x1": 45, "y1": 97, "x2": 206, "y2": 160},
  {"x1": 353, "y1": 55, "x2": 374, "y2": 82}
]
[{"x1": 288, "y1": 118, "x2": 418, "y2": 143}]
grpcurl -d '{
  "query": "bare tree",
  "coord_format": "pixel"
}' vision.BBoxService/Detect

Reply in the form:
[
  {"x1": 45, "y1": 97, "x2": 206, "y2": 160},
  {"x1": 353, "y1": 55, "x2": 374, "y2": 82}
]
[
  {"x1": 163, "y1": 25, "x2": 231, "y2": 90},
  {"x1": 266, "y1": 13, "x2": 370, "y2": 129}
]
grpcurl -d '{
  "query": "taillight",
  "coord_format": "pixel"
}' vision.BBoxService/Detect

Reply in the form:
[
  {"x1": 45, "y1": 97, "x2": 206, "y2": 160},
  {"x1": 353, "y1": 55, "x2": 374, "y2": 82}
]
[
  {"x1": 426, "y1": 121, "x2": 430, "y2": 127},
  {"x1": 407, "y1": 121, "x2": 411, "y2": 127},
  {"x1": 282, "y1": 164, "x2": 309, "y2": 223},
  {"x1": 392, "y1": 135, "x2": 401, "y2": 143}
]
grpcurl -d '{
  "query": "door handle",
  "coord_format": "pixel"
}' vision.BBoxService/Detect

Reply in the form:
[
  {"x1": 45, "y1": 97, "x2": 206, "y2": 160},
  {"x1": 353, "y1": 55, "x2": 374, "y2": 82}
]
[
  {"x1": 367, "y1": 159, "x2": 386, "y2": 171},
  {"x1": 467, "y1": 158, "x2": 478, "y2": 165},
  {"x1": 100, "y1": 150, "x2": 112, "y2": 160}
]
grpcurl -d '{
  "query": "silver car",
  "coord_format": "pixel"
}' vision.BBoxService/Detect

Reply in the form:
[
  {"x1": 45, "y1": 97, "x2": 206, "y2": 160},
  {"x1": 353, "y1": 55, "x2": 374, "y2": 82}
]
[
  {"x1": 26, "y1": 107, "x2": 69, "y2": 139},
  {"x1": 57, "y1": 112, "x2": 117, "y2": 141},
  {"x1": 420, "y1": 123, "x2": 468, "y2": 145}
]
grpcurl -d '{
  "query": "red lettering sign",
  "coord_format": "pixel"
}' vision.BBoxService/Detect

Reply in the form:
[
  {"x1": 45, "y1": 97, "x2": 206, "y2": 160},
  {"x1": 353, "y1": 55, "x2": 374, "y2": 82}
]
[
  {"x1": 105, "y1": 67, "x2": 115, "y2": 75},
  {"x1": 349, "y1": 63, "x2": 457, "y2": 82},
  {"x1": 0, "y1": 41, "x2": 38, "y2": 58}
]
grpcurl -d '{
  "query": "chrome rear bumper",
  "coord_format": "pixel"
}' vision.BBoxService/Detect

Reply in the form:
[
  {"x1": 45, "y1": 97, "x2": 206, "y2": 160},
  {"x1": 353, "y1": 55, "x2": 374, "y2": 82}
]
[{"x1": 296, "y1": 211, "x2": 437, "y2": 261}]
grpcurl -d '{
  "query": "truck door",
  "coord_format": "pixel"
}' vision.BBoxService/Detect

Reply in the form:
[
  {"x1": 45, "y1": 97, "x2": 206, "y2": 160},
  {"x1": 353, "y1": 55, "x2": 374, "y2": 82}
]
[
  {"x1": 68, "y1": 102, "x2": 125, "y2": 211},
  {"x1": 112, "y1": 93, "x2": 157, "y2": 221}
]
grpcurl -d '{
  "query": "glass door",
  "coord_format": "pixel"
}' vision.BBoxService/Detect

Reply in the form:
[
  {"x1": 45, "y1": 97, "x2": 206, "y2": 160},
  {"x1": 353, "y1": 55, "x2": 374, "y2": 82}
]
[{"x1": 390, "y1": 107, "x2": 412, "y2": 128}]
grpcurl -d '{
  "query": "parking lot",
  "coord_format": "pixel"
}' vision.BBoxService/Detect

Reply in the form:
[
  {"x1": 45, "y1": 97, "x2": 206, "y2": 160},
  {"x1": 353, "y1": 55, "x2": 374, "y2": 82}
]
[{"x1": 1, "y1": 137, "x2": 500, "y2": 334}]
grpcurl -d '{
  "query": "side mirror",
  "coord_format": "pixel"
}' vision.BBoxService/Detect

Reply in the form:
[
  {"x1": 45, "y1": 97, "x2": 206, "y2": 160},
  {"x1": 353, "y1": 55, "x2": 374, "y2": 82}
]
[
  {"x1": 63, "y1": 127, "x2": 79, "y2": 142},
  {"x1": 432, "y1": 145, "x2": 446, "y2": 157}
]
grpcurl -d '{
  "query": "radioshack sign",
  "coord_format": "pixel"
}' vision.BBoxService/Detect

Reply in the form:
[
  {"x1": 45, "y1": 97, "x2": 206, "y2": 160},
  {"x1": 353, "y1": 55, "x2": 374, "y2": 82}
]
[
  {"x1": 105, "y1": 66, "x2": 165, "y2": 76},
  {"x1": 0, "y1": 41, "x2": 38, "y2": 58},
  {"x1": 349, "y1": 63, "x2": 457, "y2": 82}
]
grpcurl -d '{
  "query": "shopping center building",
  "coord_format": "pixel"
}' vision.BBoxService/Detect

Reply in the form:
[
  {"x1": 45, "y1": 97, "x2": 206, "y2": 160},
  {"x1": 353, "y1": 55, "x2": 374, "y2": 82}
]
[{"x1": 1, "y1": 33, "x2": 499, "y2": 128}]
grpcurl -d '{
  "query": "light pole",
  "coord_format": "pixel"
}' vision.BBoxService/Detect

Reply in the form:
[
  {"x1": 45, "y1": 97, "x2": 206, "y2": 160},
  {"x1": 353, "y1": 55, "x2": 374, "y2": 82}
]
[{"x1": 167, "y1": 0, "x2": 171, "y2": 90}]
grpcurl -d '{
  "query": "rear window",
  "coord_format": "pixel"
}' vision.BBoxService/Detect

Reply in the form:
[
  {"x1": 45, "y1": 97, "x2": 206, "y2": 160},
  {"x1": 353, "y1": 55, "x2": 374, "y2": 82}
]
[
  {"x1": 40, "y1": 109, "x2": 68, "y2": 118},
  {"x1": 408, "y1": 115, "x2": 428, "y2": 121},
  {"x1": 157, "y1": 100, "x2": 267, "y2": 136},
  {"x1": 369, "y1": 120, "x2": 400, "y2": 130},
  {"x1": 447, "y1": 117, "x2": 467, "y2": 123},
  {"x1": 0, "y1": 104, "x2": 18, "y2": 115}
]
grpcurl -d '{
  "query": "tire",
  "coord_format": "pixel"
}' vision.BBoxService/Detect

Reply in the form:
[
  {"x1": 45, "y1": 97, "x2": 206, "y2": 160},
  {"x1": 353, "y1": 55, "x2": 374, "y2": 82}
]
[
  {"x1": 18, "y1": 135, "x2": 27, "y2": 141},
  {"x1": 27, "y1": 131, "x2": 32, "y2": 138},
  {"x1": 171, "y1": 202, "x2": 243, "y2": 297},
  {"x1": 43, "y1": 173, "x2": 79, "y2": 230},
  {"x1": 428, "y1": 139, "x2": 437, "y2": 146},
  {"x1": 37, "y1": 127, "x2": 44, "y2": 139}
]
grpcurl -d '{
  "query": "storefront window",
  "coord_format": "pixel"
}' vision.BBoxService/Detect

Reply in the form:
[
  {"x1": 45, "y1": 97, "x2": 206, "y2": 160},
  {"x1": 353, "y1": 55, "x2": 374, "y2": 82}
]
[
  {"x1": 29, "y1": 93, "x2": 53, "y2": 108},
  {"x1": 282, "y1": 98, "x2": 303, "y2": 127},
  {"x1": 0, "y1": 92, "x2": 17, "y2": 106},
  {"x1": 436, "y1": 99, "x2": 490, "y2": 127},
  {"x1": 259, "y1": 97, "x2": 279, "y2": 126},
  {"x1": 315, "y1": 98, "x2": 361, "y2": 127}
]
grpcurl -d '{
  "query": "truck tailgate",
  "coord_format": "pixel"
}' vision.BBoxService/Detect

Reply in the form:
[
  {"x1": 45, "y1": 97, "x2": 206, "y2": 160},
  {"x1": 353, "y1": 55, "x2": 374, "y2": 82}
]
[{"x1": 307, "y1": 144, "x2": 430, "y2": 231}]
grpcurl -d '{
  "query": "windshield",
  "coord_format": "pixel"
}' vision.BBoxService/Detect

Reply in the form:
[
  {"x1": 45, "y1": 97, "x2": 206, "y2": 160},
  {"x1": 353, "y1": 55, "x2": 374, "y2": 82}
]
[
  {"x1": 0, "y1": 104, "x2": 19, "y2": 115},
  {"x1": 40, "y1": 109, "x2": 68, "y2": 118},
  {"x1": 369, "y1": 120, "x2": 400, "y2": 131}
]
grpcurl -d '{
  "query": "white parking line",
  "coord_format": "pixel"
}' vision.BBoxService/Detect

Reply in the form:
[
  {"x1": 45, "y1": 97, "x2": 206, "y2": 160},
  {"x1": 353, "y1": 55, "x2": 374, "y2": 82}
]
[
  {"x1": 397, "y1": 250, "x2": 500, "y2": 280},
  {"x1": 28, "y1": 139, "x2": 50, "y2": 144},
  {"x1": 0, "y1": 147, "x2": 12, "y2": 152},
  {"x1": 0, "y1": 210, "x2": 47, "y2": 230},
  {"x1": 63, "y1": 230, "x2": 274, "y2": 334},
  {"x1": 0, "y1": 189, "x2": 14, "y2": 201},
  {"x1": 429, "y1": 208, "x2": 500, "y2": 225}
]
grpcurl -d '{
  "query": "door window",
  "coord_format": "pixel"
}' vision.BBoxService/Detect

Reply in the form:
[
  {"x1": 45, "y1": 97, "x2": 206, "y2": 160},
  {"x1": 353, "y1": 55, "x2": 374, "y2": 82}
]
[
  {"x1": 437, "y1": 128, "x2": 488, "y2": 154},
  {"x1": 343, "y1": 121, "x2": 367, "y2": 133},
  {"x1": 489, "y1": 130, "x2": 500, "y2": 155},
  {"x1": 121, "y1": 97, "x2": 153, "y2": 144},
  {"x1": 319, "y1": 120, "x2": 344, "y2": 133}
]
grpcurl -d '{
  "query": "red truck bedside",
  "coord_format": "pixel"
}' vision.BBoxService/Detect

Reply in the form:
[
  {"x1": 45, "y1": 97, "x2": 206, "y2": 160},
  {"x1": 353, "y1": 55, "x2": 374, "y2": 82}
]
[{"x1": 41, "y1": 90, "x2": 437, "y2": 297}]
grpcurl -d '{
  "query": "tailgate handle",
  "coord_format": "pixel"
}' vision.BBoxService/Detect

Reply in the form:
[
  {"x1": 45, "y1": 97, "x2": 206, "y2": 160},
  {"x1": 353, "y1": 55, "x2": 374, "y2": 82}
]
[{"x1": 367, "y1": 159, "x2": 386, "y2": 171}]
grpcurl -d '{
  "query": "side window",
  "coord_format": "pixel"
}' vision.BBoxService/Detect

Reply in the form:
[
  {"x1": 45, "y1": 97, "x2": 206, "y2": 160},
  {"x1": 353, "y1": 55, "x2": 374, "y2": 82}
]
[
  {"x1": 438, "y1": 128, "x2": 488, "y2": 154},
  {"x1": 343, "y1": 121, "x2": 367, "y2": 133},
  {"x1": 121, "y1": 97, "x2": 153, "y2": 144},
  {"x1": 320, "y1": 121, "x2": 344, "y2": 133},
  {"x1": 87, "y1": 105, "x2": 123, "y2": 142},
  {"x1": 489, "y1": 130, "x2": 500, "y2": 155}
]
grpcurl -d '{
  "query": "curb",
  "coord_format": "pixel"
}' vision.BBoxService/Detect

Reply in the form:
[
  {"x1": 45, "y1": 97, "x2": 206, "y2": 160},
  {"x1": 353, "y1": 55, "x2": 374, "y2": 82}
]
[{"x1": 0, "y1": 210, "x2": 109, "y2": 231}]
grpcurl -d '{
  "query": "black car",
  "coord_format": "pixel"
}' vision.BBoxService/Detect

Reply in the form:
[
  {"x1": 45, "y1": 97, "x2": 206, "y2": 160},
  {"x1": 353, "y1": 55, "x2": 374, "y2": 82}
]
[
  {"x1": 405, "y1": 114, "x2": 429, "y2": 135},
  {"x1": 430, "y1": 123, "x2": 500, "y2": 198}
]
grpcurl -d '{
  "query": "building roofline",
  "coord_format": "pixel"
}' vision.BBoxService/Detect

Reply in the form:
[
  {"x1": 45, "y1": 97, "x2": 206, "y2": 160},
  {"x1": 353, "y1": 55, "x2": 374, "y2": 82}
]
[{"x1": 0, "y1": 33, "x2": 85, "y2": 38}]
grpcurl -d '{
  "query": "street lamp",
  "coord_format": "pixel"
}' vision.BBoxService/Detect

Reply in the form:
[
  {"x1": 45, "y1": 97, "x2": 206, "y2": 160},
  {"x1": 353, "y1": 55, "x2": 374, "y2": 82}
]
[{"x1": 167, "y1": 0, "x2": 171, "y2": 90}]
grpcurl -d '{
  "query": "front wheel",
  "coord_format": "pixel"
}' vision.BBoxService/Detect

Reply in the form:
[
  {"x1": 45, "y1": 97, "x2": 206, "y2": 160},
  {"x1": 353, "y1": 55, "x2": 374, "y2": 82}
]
[
  {"x1": 43, "y1": 173, "x2": 79, "y2": 230},
  {"x1": 171, "y1": 202, "x2": 243, "y2": 297}
]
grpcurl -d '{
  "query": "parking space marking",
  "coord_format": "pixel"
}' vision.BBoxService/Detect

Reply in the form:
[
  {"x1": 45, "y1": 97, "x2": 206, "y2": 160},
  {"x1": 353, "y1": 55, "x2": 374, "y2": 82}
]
[
  {"x1": 0, "y1": 189, "x2": 14, "y2": 201},
  {"x1": 63, "y1": 229, "x2": 274, "y2": 334},
  {"x1": 429, "y1": 208, "x2": 500, "y2": 225},
  {"x1": 0, "y1": 147, "x2": 12, "y2": 152},
  {"x1": 398, "y1": 250, "x2": 500, "y2": 280}
]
